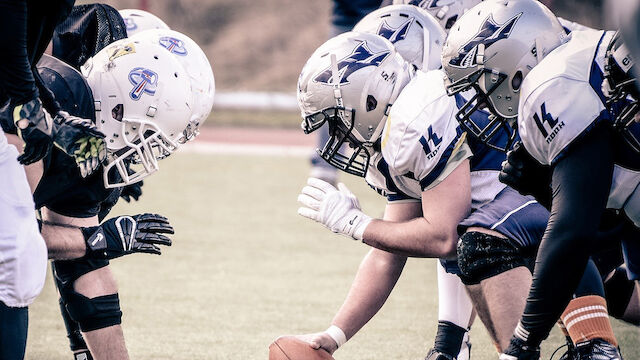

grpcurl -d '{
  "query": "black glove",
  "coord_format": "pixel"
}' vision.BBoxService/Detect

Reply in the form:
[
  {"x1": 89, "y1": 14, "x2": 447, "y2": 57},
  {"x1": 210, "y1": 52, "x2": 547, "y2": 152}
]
[
  {"x1": 13, "y1": 98, "x2": 54, "y2": 165},
  {"x1": 82, "y1": 213, "x2": 174, "y2": 260},
  {"x1": 52, "y1": 111, "x2": 107, "y2": 178},
  {"x1": 498, "y1": 142, "x2": 552, "y2": 208},
  {"x1": 120, "y1": 181, "x2": 143, "y2": 202},
  {"x1": 500, "y1": 337, "x2": 540, "y2": 360}
]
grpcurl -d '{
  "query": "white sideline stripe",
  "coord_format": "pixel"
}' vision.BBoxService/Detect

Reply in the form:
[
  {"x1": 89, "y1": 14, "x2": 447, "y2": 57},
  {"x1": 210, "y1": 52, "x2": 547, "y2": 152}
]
[
  {"x1": 214, "y1": 91, "x2": 298, "y2": 111},
  {"x1": 181, "y1": 141, "x2": 312, "y2": 157},
  {"x1": 490, "y1": 200, "x2": 537, "y2": 230}
]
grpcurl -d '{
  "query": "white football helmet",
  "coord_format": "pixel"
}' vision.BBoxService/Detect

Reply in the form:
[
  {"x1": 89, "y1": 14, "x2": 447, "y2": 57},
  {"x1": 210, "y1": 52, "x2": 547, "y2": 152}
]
[
  {"x1": 297, "y1": 31, "x2": 413, "y2": 177},
  {"x1": 119, "y1": 9, "x2": 169, "y2": 37},
  {"x1": 353, "y1": 4, "x2": 446, "y2": 71},
  {"x1": 441, "y1": 0, "x2": 566, "y2": 151},
  {"x1": 393, "y1": 0, "x2": 484, "y2": 32},
  {"x1": 131, "y1": 29, "x2": 215, "y2": 142},
  {"x1": 82, "y1": 38, "x2": 194, "y2": 188}
]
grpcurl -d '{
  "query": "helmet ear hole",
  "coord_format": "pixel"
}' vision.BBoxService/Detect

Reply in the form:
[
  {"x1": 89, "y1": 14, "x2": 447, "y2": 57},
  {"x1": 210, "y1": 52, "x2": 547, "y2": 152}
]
[
  {"x1": 366, "y1": 95, "x2": 378, "y2": 112},
  {"x1": 112, "y1": 104, "x2": 124, "y2": 122},
  {"x1": 444, "y1": 15, "x2": 458, "y2": 30},
  {"x1": 511, "y1": 71, "x2": 523, "y2": 91}
]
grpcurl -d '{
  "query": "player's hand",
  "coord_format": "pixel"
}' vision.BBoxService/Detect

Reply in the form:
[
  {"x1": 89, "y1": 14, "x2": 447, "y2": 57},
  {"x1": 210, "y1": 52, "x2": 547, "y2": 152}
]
[
  {"x1": 297, "y1": 177, "x2": 372, "y2": 241},
  {"x1": 13, "y1": 98, "x2": 54, "y2": 165},
  {"x1": 294, "y1": 332, "x2": 339, "y2": 355},
  {"x1": 82, "y1": 213, "x2": 174, "y2": 260},
  {"x1": 499, "y1": 142, "x2": 551, "y2": 204},
  {"x1": 52, "y1": 111, "x2": 107, "y2": 178},
  {"x1": 120, "y1": 181, "x2": 143, "y2": 202}
]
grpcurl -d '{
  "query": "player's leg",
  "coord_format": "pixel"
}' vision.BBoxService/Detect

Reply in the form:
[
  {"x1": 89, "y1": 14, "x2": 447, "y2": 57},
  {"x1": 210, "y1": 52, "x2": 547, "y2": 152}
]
[
  {"x1": 426, "y1": 261, "x2": 474, "y2": 360},
  {"x1": 458, "y1": 229, "x2": 532, "y2": 352},
  {"x1": 75, "y1": 267, "x2": 128, "y2": 360},
  {"x1": 53, "y1": 259, "x2": 127, "y2": 360},
  {"x1": 456, "y1": 187, "x2": 549, "y2": 352}
]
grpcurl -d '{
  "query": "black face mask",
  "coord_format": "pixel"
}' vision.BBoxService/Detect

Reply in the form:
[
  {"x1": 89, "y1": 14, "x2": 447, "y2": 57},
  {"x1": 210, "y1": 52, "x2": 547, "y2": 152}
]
[{"x1": 447, "y1": 68, "x2": 517, "y2": 153}]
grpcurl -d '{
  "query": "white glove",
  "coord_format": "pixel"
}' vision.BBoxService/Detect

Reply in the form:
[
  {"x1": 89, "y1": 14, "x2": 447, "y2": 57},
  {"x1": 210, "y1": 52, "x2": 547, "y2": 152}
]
[{"x1": 297, "y1": 178, "x2": 372, "y2": 241}]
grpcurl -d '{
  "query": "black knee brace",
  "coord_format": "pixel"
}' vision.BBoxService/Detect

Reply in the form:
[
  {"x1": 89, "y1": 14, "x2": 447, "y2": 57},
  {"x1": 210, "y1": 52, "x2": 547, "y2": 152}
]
[
  {"x1": 604, "y1": 266, "x2": 638, "y2": 323},
  {"x1": 457, "y1": 231, "x2": 534, "y2": 285},
  {"x1": 52, "y1": 259, "x2": 122, "y2": 332}
]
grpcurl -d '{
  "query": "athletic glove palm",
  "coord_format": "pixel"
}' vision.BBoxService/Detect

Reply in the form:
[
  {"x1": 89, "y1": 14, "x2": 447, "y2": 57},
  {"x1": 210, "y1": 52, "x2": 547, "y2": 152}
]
[
  {"x1": 297, "y1": 178, "x2": 371, "y2": 241},
  {"x1": 82, "y1": 213, "x2": 174, "y2": 260},
  {"x1": 53, "y1": 111, "x2": 107, "y2": 178}
]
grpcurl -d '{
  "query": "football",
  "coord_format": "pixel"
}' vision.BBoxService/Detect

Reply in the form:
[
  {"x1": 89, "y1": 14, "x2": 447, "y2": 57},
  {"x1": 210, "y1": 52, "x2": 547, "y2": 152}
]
[{"x1": 269, "y1": 336, "x2": 335, "y2": 360}]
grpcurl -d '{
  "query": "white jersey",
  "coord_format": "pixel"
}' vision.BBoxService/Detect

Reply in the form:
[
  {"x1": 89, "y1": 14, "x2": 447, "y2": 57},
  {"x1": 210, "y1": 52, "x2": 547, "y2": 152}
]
[
  {"x1": 519, "y1": 29, "x2": 640, "y2": 226},
  {"x1": 369, "y1": 70, "x2": 506, "y2": 209}
]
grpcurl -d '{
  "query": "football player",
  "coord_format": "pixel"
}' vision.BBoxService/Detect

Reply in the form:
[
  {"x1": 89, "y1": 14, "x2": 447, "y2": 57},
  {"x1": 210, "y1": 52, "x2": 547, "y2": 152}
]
[
  {"x1": 293, "y1": 20, "x2": 561, "y2": 358},
  {"x1": 0, "y1": 1, "x2": 108, "y2": 358},
  {"x1": 6, "y1": 35, "x2": 209, "y2": 360},
  {"x1": 441, "y1": 0, "x2": 640, "y2": 358}
]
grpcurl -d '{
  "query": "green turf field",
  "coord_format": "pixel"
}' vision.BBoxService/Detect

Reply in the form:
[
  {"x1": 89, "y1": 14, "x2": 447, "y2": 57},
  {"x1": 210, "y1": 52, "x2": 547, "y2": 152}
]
[{"x1": 26, "y1": 152, "x2": 639, "y2": 359}]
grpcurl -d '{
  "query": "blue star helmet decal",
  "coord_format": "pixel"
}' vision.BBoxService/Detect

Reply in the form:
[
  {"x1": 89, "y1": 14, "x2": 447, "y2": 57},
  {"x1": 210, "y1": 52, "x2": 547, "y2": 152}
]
[
  {"x1": 405, "y1": 0, "x2": 444, "y2": 8},
  {"x1": 314, "y1": 41, "x2": 391, "y2": 85},
  {"x1": 377, "y1": 18, "x2": 414, "y2": 44},
  {"x1": 449, "y1": 12, "x2": 522, "y2": 68}
]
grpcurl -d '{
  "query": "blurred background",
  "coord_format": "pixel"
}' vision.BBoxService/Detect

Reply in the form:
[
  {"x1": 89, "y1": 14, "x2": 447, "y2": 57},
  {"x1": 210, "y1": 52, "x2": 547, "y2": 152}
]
[{"x1": 82, "y1": 0, "x2": 631, "y2": 128}]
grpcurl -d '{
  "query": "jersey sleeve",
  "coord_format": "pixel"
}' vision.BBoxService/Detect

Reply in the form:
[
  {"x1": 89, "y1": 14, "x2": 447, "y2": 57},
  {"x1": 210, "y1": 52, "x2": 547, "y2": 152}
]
[
  {"x1": 382, "y1": 71, "x2": 470, "y2": 191},
  {"x1": 519, "y1": 76, "x2": 607, "y2": 166},
  {"x1": 365, "y1": 155, "x2": 418, "y2": 203}
]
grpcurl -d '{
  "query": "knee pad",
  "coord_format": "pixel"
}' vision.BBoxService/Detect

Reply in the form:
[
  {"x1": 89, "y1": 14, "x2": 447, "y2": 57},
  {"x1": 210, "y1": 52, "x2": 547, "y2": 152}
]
[
  {"x1": 604, "y1": 266, "x2": 638, "y2": 323},
  {"x1": 52, "y1": 259, "x2": 121, "y2": 332},
  {"x1": 65, "y1": 292, "x2": 122, "y2": 332},
  {"x1": 457, "y1": 231, "x2": 534, "y2": 285}
]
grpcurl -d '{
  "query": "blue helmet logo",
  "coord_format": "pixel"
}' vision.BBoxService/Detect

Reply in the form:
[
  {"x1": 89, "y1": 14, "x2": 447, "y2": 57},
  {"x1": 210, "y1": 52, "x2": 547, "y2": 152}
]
[
  {"x1": 128, "y1": 67, "x2": 159, "y2": 100},
  {"x1": 448, "y1": 13, "x2": 522, "y2": 68},
  {"x1": 377, "y1": 18, "x2": 413, "y2": 44},
  {"x1": 124, "y1": 17, "x2": 137, "y2": 32},
  {"x1": 314, "y1": 41, "x2": 390, "y2": 85},
  {"x1": 159, "y1": 37, "x2": 188, "y2": 56}
]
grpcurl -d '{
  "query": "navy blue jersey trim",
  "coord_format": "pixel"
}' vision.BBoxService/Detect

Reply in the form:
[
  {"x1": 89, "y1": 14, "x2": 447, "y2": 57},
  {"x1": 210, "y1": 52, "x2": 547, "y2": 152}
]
[
  {"x1": 376, "y1": 157, "x2": 415, "y2": 200},
  {"x1": 588, "y1": 32, "x2": 608, "y2": 105},
  {"x1": 419, "y1": 126, "x2": 464, "y2": 190}
]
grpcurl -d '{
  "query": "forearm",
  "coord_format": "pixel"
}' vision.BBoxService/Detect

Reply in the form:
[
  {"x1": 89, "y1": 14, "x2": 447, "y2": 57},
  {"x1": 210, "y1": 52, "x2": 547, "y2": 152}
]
[
  {"x1": 332, "y1": 248, "x2": 407, "y2": 339},
  {"x1": 41, "y1": 208, "x2": 98, "y2": 260},
  {"x1": 41, "y1": 221, "x2": 86, "y2": 260},
  {"x1": 362, "y1": 217, "x2": 457, "y2": 258}
]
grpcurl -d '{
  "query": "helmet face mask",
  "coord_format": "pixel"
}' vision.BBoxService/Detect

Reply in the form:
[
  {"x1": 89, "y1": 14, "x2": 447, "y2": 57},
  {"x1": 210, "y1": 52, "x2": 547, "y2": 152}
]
[
  {"x1": 318, "y1": 109, "x2": 371, "y2": 177},
  {"x1": 446, "y1": 67, "x2": 517, "y2": 152},
  {"x1": 604, "y1": 32, "x2": 640, "y2": 152}
]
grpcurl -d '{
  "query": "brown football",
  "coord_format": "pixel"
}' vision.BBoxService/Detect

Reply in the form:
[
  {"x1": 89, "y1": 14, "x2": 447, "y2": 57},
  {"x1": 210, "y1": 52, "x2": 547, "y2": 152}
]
[{"x1": 269, "y1": 336, "x2": 335, "y2": 360}]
